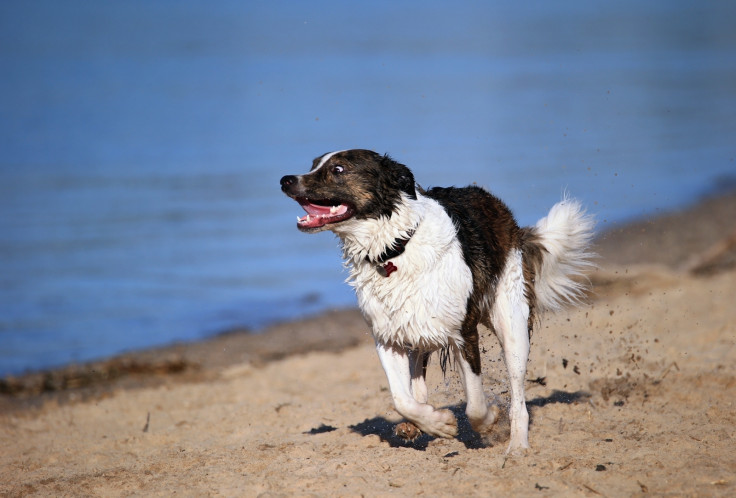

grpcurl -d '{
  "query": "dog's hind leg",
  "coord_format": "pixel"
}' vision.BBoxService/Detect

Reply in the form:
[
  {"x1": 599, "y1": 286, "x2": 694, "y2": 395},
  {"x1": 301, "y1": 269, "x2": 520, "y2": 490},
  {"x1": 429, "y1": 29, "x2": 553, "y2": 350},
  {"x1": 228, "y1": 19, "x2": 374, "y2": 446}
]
[
  {"x1": 455, "y1": 306, "x2": 500, "y2": 434},
  {"x1": 493, "y1": 249, "x2": 531, "y2": 454},
  {"x1": 497, "y1": 314, "x2": 530, "y2": 454},
  {"x1": 376, "y1": 342, "x2": 457, "y2": 438},
  {"x1": 456, "y1": 341, "x2": 500, "y2": 434}
]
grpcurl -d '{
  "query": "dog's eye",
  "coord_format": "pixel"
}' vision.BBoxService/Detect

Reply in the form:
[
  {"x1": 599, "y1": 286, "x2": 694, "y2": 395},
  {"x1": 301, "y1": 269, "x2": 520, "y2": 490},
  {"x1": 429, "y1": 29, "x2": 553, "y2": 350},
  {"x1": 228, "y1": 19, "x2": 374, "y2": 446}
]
[{"x1": 332, "y1": 165, "x2": 345, "y2": 174}]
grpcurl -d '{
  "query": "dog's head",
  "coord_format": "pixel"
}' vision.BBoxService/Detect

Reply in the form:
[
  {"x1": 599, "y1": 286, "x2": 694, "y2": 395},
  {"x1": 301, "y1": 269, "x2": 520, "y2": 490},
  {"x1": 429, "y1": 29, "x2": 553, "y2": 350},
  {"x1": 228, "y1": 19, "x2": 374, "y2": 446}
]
[{"x1": 280, "y1": 149, "x2": 416, "y2": 233}]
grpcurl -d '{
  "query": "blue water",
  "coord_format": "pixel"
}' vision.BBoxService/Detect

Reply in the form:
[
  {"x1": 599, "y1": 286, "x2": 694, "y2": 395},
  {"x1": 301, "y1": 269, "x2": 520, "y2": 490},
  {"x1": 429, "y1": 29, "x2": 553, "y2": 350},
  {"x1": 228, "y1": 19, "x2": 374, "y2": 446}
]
[{"x1": 1, "y1": 1, "x2": 735, "y2": 376}]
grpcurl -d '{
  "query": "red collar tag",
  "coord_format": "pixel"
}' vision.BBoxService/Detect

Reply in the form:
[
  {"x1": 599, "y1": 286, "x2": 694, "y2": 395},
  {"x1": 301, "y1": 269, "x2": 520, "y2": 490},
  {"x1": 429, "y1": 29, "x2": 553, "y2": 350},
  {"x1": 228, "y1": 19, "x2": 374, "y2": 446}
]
[{"x1": 382, "y1": 261, "x2": 398, "y2": 277}]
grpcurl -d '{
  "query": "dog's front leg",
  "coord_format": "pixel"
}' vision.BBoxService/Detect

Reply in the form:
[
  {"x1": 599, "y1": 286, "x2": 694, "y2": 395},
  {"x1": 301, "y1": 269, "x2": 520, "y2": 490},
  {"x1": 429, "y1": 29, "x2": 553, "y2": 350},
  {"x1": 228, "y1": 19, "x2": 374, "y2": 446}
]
[
  {"x1": 395, "y1": 350, "x2": 430, "y2": 440},
  {"x1": 408, "y1": 349, "x2": 429, "y2": 404},
  {"x1": 375, "y1": 342, "x2": 457, "y2": 438}
]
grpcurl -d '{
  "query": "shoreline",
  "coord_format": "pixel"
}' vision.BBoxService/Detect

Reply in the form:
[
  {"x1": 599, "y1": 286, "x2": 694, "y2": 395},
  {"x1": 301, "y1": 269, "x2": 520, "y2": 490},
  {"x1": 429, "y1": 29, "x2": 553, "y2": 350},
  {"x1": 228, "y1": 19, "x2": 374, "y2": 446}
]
[{"x1": 2, "y1": 189, "x2": 735, "y2": 411}]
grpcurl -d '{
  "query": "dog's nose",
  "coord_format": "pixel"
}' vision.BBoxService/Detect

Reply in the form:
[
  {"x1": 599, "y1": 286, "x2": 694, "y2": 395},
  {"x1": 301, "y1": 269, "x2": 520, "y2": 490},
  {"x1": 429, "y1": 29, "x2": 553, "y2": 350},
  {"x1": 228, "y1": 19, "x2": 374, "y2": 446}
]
[{"x1": 280, "y1": 175, "x2": 297, "y2": 191}]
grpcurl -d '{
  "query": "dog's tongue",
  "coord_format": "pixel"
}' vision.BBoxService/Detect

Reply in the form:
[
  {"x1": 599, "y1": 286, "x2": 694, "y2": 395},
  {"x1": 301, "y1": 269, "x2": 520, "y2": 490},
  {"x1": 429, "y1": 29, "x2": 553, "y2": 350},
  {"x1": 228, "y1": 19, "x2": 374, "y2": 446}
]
[{"x1": 297, "y1": 199, "x2": 350, "y2": 228}]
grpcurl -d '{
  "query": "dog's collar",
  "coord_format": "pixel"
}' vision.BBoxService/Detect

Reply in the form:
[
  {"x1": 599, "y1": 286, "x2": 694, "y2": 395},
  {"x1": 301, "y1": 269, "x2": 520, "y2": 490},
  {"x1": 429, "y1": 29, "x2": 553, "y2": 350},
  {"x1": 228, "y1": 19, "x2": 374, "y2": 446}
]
[
  {"x1": 366, "y1": 229, "x2": 415, "y2": 277},
  {"x1": 374, "y1": 229, "x2": 415, "y2": 264}
]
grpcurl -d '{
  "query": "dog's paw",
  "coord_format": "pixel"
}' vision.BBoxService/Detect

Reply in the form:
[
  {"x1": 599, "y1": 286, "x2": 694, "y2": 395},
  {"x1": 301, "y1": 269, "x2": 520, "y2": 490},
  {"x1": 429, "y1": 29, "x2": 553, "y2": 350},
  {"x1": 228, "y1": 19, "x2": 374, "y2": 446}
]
[
  {"x1": 470, "y1": 403, "x2": 500, "y2": 433},
  {"x1": 505, "y1": 437, "x2": 530, "y2": 456},
  {"x1": 416, "y1": 408, "x2": 457, "y2": 438},
  {"x1": 505, "y1": 444, "x2": 530, "y2": 457},
  {"x1": 394, "y1": 422, "x2": 422, "y2": 441}
]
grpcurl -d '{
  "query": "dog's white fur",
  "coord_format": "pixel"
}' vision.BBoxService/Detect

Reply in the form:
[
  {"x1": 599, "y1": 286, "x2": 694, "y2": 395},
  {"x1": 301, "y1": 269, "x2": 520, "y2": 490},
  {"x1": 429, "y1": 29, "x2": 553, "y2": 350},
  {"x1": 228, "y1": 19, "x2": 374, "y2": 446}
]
[
  {"x1": 533, "y1": 196, "x2": 595, "y2": 312},
  {"x1": 335, "y1": 191, "x2": 593, "y2": 453},
  {"x1": 311, "y1": 150, "x2": 346, "y2": 172},
  {"x1": 282, "y1": 151, "x2": 594, "y2": 454},
  {"x1": 334, "y1": 193, "x2": 472, "y2": 349}
]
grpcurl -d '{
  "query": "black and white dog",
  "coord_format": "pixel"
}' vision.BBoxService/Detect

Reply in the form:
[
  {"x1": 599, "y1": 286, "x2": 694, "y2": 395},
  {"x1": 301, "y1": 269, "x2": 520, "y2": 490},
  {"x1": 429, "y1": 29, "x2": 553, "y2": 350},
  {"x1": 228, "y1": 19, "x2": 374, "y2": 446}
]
[{"x1": 280, "y1": 149, "x2": 594, "y2": 454}]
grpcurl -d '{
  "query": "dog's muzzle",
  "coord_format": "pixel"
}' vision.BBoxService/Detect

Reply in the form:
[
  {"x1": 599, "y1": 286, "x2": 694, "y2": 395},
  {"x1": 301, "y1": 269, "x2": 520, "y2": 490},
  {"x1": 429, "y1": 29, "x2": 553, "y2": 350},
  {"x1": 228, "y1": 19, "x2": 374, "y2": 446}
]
[{"x1": 280, "y1": 174, "x2": 355, "y2": 230}]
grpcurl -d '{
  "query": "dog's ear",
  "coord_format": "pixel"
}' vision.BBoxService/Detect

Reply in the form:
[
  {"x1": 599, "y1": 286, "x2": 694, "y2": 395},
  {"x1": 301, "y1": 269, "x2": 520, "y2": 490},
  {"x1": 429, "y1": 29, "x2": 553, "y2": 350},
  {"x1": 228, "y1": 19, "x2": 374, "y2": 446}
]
[{"x1": 381, "y1": 154, "x2": 416, "y2": 199}]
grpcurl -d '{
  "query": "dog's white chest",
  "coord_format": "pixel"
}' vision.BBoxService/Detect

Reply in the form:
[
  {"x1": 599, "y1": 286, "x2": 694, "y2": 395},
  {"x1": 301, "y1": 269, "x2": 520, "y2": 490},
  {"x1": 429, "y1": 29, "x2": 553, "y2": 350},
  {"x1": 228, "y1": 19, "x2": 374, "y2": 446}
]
[{"x1": 344, "y1": 198, "x2": 473, "y2": 350}]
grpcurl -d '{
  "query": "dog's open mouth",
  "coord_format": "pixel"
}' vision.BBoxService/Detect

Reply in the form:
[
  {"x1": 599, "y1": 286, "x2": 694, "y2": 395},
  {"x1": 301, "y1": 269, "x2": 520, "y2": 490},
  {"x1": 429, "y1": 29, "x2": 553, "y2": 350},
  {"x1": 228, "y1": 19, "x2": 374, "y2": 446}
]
[{"x1": 296, "y1": 197, "x2": 355, "y2": 229}]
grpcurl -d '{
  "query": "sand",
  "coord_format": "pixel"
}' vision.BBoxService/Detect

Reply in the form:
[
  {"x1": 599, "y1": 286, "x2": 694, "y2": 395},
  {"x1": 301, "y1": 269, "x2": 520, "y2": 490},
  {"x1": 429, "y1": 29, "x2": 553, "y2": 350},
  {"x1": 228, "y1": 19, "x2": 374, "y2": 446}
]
[{"x1": 2, "y1": 193, "x2": 735, "y2": 497}]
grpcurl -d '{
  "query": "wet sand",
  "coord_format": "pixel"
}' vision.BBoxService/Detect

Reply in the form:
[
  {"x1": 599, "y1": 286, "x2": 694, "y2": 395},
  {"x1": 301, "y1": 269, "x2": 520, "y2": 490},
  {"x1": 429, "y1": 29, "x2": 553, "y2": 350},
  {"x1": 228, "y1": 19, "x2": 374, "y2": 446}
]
[{"x1": 2, "y1": 192, "x2": 735, "y2": 496}]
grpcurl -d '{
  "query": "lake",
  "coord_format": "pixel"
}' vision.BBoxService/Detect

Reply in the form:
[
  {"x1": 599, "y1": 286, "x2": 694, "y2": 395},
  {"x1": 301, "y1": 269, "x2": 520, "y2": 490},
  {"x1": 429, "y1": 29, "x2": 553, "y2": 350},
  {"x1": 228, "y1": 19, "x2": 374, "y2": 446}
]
[{"x1": 1, "y1": 0, "x2": 734, "y2": 376}]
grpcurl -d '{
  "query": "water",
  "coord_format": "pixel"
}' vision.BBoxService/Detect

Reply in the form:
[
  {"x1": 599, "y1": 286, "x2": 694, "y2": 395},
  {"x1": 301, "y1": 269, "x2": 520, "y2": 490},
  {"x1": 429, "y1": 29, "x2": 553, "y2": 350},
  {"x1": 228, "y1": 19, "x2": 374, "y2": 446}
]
[{"x1": 1, "y1": 0, "x2": 735, "y2": 376}]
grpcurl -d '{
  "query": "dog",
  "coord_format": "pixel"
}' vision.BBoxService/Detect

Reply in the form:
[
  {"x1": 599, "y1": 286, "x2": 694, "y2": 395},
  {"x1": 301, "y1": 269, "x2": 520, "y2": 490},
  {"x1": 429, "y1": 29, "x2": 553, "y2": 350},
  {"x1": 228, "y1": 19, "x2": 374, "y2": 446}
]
[{"x1": 280, "y1": 149, "x2": 594, "y2": 454}]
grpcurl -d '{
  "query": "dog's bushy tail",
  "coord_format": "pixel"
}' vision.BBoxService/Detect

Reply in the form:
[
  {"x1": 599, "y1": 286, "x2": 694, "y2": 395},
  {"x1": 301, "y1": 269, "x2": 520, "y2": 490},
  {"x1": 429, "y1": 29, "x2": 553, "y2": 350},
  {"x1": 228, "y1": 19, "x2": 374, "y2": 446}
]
[{"x1": 524, "y1": 194, "x2": 596, "y2": 313}]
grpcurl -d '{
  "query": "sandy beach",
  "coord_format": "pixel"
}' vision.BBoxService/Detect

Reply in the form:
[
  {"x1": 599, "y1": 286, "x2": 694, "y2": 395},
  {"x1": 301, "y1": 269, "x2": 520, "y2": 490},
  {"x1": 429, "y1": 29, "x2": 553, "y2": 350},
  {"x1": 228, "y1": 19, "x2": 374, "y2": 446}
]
[{"x1": 2, "y1": 192, "x2": 735, "y2": 496}]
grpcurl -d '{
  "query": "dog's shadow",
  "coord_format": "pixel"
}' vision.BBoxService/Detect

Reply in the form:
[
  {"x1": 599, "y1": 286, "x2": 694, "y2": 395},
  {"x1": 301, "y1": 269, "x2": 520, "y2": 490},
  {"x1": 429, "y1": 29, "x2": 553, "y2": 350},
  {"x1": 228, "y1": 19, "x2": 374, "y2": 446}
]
[
  {"x1": 528, "y1": 389, "x2": 590, "y2": 410},
  {"x1": 348, "y1": 389, "x2": 589, "y2": 451}
]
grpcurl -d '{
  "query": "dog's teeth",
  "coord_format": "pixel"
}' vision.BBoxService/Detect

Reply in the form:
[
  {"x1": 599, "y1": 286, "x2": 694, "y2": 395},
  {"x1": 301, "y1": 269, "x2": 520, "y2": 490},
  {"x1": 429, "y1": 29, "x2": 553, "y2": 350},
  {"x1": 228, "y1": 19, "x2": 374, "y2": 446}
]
[{"x1": 330, "y1": 206, "x2": 339, "y2": 214}]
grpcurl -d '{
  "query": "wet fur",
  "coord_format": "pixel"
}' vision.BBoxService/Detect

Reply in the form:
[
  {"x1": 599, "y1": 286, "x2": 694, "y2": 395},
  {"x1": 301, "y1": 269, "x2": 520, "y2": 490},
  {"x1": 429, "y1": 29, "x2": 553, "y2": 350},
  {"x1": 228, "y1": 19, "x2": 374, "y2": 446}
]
[{"x1": 280, "y1": 149, "x2": 595, "y2": 453}]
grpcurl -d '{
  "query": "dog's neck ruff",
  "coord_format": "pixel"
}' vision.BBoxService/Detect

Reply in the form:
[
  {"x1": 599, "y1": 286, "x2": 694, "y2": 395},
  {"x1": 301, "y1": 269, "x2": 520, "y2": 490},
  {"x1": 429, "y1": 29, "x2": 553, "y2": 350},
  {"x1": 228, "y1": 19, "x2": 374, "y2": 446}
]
[{"x1": 334, "y1": 192, "x2": 423, "y2": 266}]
